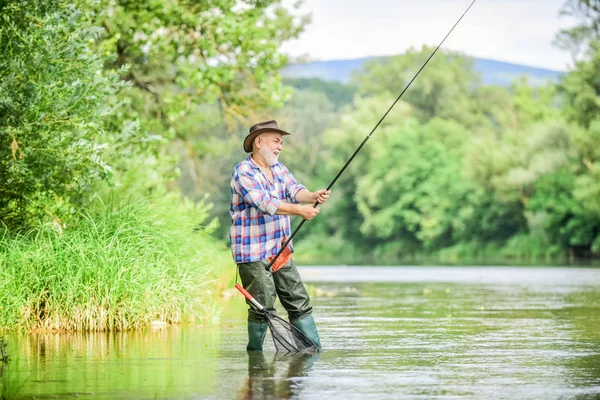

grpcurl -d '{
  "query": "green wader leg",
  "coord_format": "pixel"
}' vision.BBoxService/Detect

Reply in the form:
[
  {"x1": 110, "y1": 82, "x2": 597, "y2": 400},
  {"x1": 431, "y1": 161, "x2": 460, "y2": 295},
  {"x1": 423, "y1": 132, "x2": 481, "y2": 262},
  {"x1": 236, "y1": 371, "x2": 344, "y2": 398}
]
[
  {"x1": 291, "y1": 314, "x2": 322, "y2": 349},
  {"x1": 273, "y1": 258, "x2": 322, "y2": 349},
  {"x1": 238, "y1": 261, "x2": 277, "y2": 351},
  {"x1": 247, "y1": 320, "x2": 269, "y2": 351}
]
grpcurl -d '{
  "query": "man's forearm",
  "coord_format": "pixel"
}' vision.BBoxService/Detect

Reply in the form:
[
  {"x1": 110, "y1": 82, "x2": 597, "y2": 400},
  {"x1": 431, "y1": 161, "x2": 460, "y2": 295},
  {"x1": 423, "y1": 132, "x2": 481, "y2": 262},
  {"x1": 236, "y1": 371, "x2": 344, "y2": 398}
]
[
  {"x1": 273, "y1": 188, "x2": 328, "y2": 221},
  {"x1": 275, "y1": 201, "x2": 302, "y2": 216},
  {"x1": 274, "y1": 194, "x2": 320, "y2": 221},
  {"x1": 295, "y1": 189, "x2": 314, "y2": 204}
]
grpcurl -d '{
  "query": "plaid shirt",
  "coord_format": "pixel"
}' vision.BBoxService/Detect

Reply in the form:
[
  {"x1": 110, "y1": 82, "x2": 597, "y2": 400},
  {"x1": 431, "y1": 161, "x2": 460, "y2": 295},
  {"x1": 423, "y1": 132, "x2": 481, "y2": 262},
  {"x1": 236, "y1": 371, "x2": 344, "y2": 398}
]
[{"x1": 229, "y1": 156, "x2": 306, "y2": 263}]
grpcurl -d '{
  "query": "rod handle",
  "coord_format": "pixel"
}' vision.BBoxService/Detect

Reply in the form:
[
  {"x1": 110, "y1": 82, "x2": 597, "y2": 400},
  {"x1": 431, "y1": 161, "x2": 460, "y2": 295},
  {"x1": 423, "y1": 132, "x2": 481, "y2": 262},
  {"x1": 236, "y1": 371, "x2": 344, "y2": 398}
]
[
  {"x1": 235, "y1": 283, "x2": 251, "y2": 300},
  {"x1": 235, "y1": 284, "x2": 264, "y2": 311}
]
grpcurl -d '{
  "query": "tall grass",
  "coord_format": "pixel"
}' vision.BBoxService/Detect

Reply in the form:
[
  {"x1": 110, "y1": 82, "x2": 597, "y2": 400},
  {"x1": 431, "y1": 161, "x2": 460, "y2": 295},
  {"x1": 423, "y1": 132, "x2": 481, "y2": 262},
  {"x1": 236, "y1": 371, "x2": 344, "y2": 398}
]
[{"x1": 0, "y1": 194, "x2": 233, "y2": 332}]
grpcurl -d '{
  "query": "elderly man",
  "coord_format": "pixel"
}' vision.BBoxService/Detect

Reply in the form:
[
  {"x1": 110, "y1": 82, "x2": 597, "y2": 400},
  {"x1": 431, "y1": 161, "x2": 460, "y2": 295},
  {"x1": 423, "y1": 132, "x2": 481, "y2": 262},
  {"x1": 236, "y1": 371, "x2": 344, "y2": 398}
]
[{"x1": 230, "y1": 120, "x2": 330, "y2": 351}]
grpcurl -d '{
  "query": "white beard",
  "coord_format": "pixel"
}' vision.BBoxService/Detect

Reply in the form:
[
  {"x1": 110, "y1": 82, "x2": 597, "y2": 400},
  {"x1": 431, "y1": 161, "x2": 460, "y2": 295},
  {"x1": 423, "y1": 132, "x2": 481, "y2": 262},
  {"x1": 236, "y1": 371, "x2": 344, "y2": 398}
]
[{"x1": 259, "y1": 146, "x2": 279, "y2": 166}]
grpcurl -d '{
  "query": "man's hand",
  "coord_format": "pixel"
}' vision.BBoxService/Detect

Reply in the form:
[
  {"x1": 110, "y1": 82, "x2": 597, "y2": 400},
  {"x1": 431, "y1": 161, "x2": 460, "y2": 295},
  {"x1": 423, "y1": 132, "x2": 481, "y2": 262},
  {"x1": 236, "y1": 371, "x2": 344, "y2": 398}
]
[
  {"x1": 277, "y1": 189, "x2": 331, "y2": 218},
  {"x1": 312, "y1": 189, "x2": 331, "y2": 204},
  {"x1": 295, "y1": 188, "x2": 331, "y2": 205},
  {"x1": 298, "y1": 204, "x2": 320, "y2": 221}
]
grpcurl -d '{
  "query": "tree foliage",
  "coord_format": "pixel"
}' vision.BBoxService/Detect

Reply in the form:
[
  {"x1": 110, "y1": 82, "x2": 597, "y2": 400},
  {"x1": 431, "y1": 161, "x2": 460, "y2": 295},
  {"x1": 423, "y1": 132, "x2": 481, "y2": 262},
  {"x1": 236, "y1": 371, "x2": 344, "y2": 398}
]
[
  {"x1": 101, "y1": 0, "x2": 307, "y2": 123},
  {"x1": 0, "y1": 0, "x2": 125, "y2": 230},
  {"x1": 558, "y1": 48, "x2": 600, "y2": 128},
  {"x1": 280, "y1": 12, "x2": 600, "y2": 261},
  {"x1": 353, "y1": 47, "x2": 483, "y2": 127},
  {"x1": 0, "y1": 0, "x2": 308, "y2": 231},
  {"x1": 97, "y1": 0, "x2": 309, "y2": 198},
  {"x1": 554, "y1": 0, "x2": 600, "y2": 58},
  {"x1": 283, "y1": 77, "x2": 357, "y2": 110}
]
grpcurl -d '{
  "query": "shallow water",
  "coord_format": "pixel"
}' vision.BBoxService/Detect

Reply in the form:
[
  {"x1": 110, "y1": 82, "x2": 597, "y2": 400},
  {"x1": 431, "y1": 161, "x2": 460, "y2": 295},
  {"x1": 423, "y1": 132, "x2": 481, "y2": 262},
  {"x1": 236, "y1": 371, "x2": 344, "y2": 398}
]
[{"x1": 2, "y1": 266, "x2": 600, "y2": 399}]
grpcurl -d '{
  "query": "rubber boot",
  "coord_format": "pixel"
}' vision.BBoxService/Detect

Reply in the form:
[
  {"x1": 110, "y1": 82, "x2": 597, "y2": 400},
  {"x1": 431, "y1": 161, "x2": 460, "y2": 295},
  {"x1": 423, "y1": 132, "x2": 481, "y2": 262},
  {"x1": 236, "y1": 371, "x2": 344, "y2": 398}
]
[
  {"x1": 292, "y1": 314, "x2": 322, "y2": 350},
  {"x1": 247, "y1": 320, "x2": 268, "y2": 351}
]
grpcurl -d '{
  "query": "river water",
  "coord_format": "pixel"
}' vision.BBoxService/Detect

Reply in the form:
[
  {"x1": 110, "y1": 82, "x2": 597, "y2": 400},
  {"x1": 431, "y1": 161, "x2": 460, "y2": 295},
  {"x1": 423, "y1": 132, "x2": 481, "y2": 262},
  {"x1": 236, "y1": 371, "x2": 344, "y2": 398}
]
[{"x1": 1, "y1": 266, "x2": 599, "y2": 399}]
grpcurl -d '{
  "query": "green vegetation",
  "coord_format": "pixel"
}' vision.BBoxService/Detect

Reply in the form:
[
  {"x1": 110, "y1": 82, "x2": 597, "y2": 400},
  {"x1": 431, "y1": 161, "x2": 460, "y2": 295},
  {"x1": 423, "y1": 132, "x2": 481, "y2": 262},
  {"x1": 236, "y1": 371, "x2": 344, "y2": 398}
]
[
  {"x1": 0, "y1": 194, "x2": 230, "y2": 331},
  {"x1": 283, "y1": 77, "x2": 358, "y2": 110},
  {"x1": 0, "y1": 0, "x2": 306, "y2": 331},
  {"x1": 0, "y1": 0, "x2": 125, "y2": 230},
  {"x1": 286, "y1": 45, "x2": 600, "y2": 263}
]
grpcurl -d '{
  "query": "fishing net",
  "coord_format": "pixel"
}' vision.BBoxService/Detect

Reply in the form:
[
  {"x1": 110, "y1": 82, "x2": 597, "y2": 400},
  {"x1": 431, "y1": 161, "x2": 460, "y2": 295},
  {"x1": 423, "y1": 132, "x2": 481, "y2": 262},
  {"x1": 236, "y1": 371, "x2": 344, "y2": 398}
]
[
  {"x1": 235, "y1": 284, "x2": 319, "y2": 354},
  {"x1": 266, "y1": 313, "x2": 319, "y2": 354}
]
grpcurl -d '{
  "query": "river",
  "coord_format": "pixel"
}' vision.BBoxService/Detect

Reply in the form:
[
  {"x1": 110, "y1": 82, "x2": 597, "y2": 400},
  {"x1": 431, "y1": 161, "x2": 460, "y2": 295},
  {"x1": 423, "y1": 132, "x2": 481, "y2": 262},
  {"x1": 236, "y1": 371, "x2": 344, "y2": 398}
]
[{"x1": 2, "y1": 266, "x2": 599, "y2": 399}]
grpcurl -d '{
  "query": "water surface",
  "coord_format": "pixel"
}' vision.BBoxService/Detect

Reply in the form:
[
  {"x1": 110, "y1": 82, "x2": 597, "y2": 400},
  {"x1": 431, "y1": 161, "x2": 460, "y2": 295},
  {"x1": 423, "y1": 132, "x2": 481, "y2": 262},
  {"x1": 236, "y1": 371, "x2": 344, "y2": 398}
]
[{"x1": 2, "y1": 266, "x2": 599, "y2": 399}]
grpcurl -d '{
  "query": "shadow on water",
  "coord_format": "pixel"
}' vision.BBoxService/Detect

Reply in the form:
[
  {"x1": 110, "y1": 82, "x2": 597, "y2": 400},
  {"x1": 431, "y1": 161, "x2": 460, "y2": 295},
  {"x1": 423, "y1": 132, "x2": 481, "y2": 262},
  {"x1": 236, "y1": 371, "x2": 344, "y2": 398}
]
[{"x1": 239, "y1": 352, "x2": 319, "y2": 399}]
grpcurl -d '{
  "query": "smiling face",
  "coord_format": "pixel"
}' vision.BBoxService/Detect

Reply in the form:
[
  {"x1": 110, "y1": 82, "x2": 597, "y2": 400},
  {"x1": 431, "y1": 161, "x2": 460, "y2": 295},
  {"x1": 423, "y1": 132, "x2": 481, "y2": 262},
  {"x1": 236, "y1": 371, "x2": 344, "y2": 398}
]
[{"x1": 254, "y1": 132, "x2": 283, "y2": 166}]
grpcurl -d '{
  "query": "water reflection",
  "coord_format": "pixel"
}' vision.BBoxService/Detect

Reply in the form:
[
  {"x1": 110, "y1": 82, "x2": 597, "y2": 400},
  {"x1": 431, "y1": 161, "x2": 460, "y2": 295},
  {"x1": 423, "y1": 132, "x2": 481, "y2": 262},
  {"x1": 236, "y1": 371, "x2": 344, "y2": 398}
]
[
  {"x1": 1, "y1": 327, "x2": 224, "y2": 399},
  {"x1": 239, "y1": 352, "x2": 319, "y2": 399}
]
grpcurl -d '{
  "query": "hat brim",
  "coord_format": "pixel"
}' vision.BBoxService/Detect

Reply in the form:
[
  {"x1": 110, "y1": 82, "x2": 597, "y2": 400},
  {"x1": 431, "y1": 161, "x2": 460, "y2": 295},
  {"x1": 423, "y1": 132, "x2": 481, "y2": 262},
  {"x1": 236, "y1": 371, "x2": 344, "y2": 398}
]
[{"x1": 243, "y1": 128, "x2": 291, "y2": 153}]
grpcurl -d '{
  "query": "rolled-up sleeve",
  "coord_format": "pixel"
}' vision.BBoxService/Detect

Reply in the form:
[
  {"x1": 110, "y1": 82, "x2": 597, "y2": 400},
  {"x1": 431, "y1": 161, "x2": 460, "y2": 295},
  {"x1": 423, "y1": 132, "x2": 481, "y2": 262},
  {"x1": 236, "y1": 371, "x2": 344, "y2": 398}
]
[
  {"x1": 280, "y1": 165, "x2": 306, "y2": 203},
  {"x1": 233, "y1": 167, "x2": 281, "y2": 216}
]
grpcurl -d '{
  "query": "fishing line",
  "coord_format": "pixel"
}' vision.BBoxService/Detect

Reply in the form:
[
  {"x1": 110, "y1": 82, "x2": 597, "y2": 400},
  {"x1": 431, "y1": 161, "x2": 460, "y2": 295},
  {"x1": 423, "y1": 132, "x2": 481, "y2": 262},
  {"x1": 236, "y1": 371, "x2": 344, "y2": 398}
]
[{"x1": 267, "y1": 0, "x2": 478, "y2": 270}]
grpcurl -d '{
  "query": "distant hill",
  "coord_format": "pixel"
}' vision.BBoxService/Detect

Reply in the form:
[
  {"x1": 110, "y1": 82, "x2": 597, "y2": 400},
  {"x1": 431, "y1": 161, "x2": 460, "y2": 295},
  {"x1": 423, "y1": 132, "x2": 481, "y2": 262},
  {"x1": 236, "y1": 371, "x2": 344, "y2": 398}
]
[{"x1": 281, "y1": 56, "x2": 563, "y2": 87}]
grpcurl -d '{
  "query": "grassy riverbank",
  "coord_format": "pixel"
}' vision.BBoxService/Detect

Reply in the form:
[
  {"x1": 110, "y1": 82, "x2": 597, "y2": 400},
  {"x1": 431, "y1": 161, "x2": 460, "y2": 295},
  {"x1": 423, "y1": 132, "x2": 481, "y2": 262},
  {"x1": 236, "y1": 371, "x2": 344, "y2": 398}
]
[{"x1": 0, "y1": 195, "x2": 233, "y2": 332}]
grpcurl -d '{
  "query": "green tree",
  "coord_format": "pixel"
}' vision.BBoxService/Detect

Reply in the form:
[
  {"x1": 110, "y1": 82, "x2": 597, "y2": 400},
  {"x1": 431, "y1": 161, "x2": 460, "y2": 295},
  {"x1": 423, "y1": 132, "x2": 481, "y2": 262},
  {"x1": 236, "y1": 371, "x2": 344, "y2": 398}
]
[
  {"x1": 552, "y1": 0, "x2": 600, "y2": 251},
  {"x1": 98, "y1": 0, "x2": 309, "y2": 197},
  {"x1": 275, "y1": 89, "x2": 336, "y2": 183},
  {"x1": 570, "y1": 120, "x2": 600, "y2": 251},
  {"x1": 0, "y1": 0, "x2": 125, "y2": 230},
  {"x1": 352, "y1": 47, "x2": 483, "y2": 127},
  {"x1": 558, "y1": 49, "x2": 600, "y2": 128},
  {"x1": 554, "y1": 0, "x2": 600, "y2": 59},
  {"x1": 527, "y1": 169, "x2": 598, "y2": 252},
  {"x1": 355, "y1": 117, "x2": 477, "y2": 253},
  {"x1": 283, "y1": 77, "x2": 357, "y2": 110},
  {"x1": 312, "y1": 95, "x2": 414, "y2": 258},
  {"x1": 555, "y1": 0, "x2": 600, "y2": 128}
]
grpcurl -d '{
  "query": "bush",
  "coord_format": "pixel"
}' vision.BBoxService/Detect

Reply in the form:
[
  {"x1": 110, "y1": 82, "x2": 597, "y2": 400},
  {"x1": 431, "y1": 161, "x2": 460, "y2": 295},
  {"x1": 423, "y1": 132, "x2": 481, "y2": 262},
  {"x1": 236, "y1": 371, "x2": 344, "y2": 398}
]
[{"x1": 0, "y1": 193, "x2": 233, "y2": 331}]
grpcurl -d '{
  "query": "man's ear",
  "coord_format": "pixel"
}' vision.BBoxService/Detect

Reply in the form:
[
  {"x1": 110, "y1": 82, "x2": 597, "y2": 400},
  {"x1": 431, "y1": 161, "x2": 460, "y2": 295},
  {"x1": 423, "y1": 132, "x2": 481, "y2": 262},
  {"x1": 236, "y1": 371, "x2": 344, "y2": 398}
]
[{"x1": 254, "y1": 136, "x2": 261, "y2": 150}]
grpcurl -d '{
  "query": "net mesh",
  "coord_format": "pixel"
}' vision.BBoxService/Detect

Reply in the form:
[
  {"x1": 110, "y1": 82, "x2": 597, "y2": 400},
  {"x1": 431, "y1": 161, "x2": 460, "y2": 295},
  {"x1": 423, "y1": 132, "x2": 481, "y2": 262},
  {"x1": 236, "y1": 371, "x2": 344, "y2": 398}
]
[{"x1": 266, "y1": 313, "x2": 319, "y2": 354}]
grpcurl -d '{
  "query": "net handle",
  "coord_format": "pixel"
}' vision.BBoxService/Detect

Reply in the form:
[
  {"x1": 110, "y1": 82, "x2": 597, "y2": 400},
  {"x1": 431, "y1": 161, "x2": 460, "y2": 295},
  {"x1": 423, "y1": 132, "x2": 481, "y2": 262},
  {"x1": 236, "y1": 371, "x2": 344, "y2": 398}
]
[{"x1": 235, "y1": 283, "x2": 264, "y2": 311}]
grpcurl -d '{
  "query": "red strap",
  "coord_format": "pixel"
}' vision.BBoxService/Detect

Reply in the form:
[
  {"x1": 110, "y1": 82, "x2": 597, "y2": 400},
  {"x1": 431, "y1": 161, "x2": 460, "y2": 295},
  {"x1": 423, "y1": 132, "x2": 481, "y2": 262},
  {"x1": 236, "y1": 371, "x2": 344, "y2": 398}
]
[{"x1": 267, "y1": 236, "x2": 292, "y2": 273}]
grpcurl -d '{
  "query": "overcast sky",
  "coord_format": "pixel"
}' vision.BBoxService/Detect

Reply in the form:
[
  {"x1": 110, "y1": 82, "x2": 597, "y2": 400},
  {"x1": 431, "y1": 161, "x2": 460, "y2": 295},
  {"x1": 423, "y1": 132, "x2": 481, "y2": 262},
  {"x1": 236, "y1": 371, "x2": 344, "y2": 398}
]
[{"x1": 280, "y1": 0, "x2": 577, "y2": 71}]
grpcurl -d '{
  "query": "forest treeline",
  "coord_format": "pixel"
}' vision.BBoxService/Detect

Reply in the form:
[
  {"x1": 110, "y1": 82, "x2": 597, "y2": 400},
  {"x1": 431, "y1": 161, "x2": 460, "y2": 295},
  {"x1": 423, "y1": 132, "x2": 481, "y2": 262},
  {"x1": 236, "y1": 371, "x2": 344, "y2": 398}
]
[
  {"x1": 276, "y1": 45, "x2": 600, "y2": 264},
  {"x1": 198, "y1": 1, "x2": 600, "y2": 265}
]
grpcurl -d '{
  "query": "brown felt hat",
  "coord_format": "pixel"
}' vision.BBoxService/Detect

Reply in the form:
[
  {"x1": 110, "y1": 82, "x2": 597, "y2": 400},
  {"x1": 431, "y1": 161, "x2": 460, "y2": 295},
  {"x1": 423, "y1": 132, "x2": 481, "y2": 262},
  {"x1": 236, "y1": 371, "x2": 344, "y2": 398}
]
[{"x1": 243, "y1": 120, "x2": 291, "y2": 153}]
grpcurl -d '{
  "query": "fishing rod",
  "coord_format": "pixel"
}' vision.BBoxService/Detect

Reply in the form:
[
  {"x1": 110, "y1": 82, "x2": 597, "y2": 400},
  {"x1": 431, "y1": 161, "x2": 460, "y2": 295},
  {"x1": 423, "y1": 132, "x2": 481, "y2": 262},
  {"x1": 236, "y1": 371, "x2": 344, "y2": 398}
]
[{"x1": 267, "y1": 0, "x2": 477, "y2": 271}]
